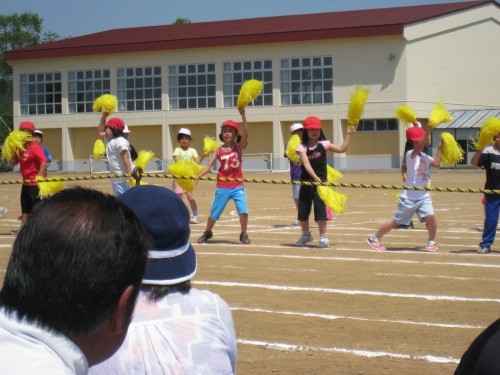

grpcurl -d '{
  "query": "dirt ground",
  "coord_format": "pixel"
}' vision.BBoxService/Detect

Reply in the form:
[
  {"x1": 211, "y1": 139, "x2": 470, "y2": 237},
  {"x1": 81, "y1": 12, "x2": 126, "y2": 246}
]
[{"x1": 1, "y1": 169, "x2": 499, "y2": 374}]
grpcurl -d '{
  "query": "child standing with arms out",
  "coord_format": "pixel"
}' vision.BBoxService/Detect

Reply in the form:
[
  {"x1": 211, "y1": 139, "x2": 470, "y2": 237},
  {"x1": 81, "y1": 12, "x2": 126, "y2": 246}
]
[
  {"x1": 367, "y1": 125, "x2": 442, "y2": 252},
  {"x1": 173, "y1": 128, "x2": 203, "y2": 224},
  {"x1": 198, "y1": 108, "x2": 250, "y2": 244},
  {"x1": 296, "y1": 116, "x2": 353, "y2": 248},
  {"x1": 98, "y1": 112, "x2": 134, "y2": 196}
]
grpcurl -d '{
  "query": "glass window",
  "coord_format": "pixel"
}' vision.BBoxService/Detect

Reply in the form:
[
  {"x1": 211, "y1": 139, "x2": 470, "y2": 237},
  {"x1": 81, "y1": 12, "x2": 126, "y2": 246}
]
[
  {"x1": 280, "y1": 56, "x2": 333, "y2": 106},
  {"x1": 117, "y1": 66, "x2": 162, "y2": 112},
  {"x1": 357, "y1": 119, "x2": 399, "y2": 132},
  {"x1": 169, "y1": 63, "x2": 216, "y2": 110},
  {"x1": 67, "y1": 69, "x2": 111, "y2": 113},
  {"x1": 222, "y1": 59, "x2": 272, "y2": 108},
  {"x1": 20, "y1": 72, "x2": 62, "y2": 115}
]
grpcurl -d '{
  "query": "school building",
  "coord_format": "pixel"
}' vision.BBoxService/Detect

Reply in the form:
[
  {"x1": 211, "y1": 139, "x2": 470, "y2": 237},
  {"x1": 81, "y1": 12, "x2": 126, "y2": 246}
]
[{"x1": 4, "y1": 0, "x2": 500, "y2": 172}]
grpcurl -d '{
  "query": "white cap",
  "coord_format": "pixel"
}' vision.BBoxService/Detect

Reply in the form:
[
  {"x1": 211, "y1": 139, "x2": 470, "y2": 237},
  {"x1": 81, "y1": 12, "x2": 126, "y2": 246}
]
[
  {"x1": 123, "y1": 125, "x2": 130, "y2": 133},
  {"x1": 290, "y1": 123, "x2": 303, "y2": 133},
  {"x1": 414, "y1": 121, "x2": 422, "y2": 128},
  {"x1": 34, "y1": 130, "x2": 44, "y2": 136},
  {"x1": 178, "y1": 128, "x2": 191, "y2": 137}
]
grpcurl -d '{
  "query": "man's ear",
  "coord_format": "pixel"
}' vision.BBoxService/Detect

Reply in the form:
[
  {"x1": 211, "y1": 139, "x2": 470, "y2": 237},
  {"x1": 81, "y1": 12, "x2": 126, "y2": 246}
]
[{"x1": 109, "y1": 285, "x2": 136, "y2": 335}]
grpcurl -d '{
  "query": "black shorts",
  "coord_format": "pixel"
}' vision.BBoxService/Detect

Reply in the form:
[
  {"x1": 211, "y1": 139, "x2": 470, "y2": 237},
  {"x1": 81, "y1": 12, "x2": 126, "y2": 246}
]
[
  {"x1": 297, "y1": 185, "x2": 327, "y2": 222},
  {"x1": 20, "y1": 185, "x2": 41, "y2": 214}
]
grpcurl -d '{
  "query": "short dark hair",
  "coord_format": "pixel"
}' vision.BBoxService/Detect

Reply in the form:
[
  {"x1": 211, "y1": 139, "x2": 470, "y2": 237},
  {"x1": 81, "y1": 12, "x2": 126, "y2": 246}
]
[
  {"x1": 142, "y1": 281, "x2": 192, "y2": 301},
  {"x1": 105, "y1": 126, "x2": 124, "y2": 138},
  {"x1": 0, "y1": 187, "x2": 149, "y2": 338}
]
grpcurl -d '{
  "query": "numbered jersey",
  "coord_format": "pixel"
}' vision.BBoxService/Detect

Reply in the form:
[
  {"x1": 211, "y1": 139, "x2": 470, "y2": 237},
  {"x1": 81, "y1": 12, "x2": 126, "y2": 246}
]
[{"x1": 216, "y1": 143, "x2": 244, "y2": 188}]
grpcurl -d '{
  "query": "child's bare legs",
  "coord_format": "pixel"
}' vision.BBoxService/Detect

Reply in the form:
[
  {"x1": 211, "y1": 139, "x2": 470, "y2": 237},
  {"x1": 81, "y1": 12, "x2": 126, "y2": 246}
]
[
  {"x1": 318, "y1": 220, "x2": 327, "y2": 236},
  {"x1": 186, "y1": 192, "x2": 198, "y2": 214},
  {"x1": 205, "y1": 217, "x2": 216, "y2": 232},
  {"x1": 376, "y1": 220, "x2": 399, "y2": 238},
  {"x1": 239, "y1": 213, "x2": 248, "y2": 234},
  {"x1": 299, "y1": 220, "x2": 310, "y2": 234},
  {"x1": 425, "y1": 215, "x2": 437, "y2": 240}
]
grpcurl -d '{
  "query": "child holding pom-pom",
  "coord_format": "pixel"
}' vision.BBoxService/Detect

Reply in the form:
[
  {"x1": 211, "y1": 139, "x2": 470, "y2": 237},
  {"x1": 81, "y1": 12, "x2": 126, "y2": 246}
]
[
  {"x1": 2, "y1": 121, "x2": 48, "y2": 230},
  {"x1": 367, "y1": 125, "x2": 442, "y2": 252},
  {"x1": 98, "y1": 112, "x2": 135, "y2": 196},
  {"x1": 295, "y1": 116, "x2": 353, "y2": 248},
  {"x1": 197, "y1": 108, "x2": 250, "y2": 245},
  {"x1": 471, "y1": 128, "x2": 500, "y2": 254},
  {"x1": 172, "y1": 128, "x2": 204, "y2": 224}
]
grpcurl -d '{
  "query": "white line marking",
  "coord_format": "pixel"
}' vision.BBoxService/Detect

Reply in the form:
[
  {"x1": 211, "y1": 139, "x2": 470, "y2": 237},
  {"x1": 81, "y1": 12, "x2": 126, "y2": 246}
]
[
  {"x1": 196, "y1": 280, "x2": 500, "y2": 303},
  {"x1": 232, "y1": 307, "x2": 483, "y2": 329},
  {"x1": 237, "y1": 339, "x2": 459, "y2": 364}
]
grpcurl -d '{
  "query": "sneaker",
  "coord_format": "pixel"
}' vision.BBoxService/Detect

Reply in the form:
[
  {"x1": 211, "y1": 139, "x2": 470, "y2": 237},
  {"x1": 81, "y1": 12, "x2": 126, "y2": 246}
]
[
  {"x1": 190, "y1": 216, "x2": 200, "y2": 224},
  {"x1": 197, "y1": 230, "x2": 213, "y2": 243},
  {"x1": 366, "y1": 236, "x2": 386, "y2": 251},
  {"x1": 424, "y1": 241, "x2": 438, "y2": 252},
  {"x1": 478, "y1": 246, "x2": 491, "y2": 254},
  {"x1": 290, "y1": 219, "x2": 300, "y2": 227},
  {"x1": 296, "y1": 232, "x2": 313, "y2": 247},
  {"x1": 0, "y1": 207, "x2": 7, "y2": 217},
  {"x1": 318, "y1": 237, "x2": 329, "y2": 248},
  {"x1": 240, "y1": 233, "x2": 251, "y2": 244},
  {"x1": 10, "y1": 228, "x2": 20, "y2": 235}
]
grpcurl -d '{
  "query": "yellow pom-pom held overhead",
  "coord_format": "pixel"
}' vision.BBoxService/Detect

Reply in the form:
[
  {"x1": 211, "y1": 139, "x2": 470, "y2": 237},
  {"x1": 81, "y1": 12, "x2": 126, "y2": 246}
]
[
  {"x1": 92, "y1": 139, "x2": 106, "y2": 161},
  {"x1": 347, "y1": 85, "x2": 370, "y2": 131},
  {"x1": 203, "y1": 136, "x2": 222, "y2": 156},
  {"x1": 440, "y1": 132, "x2": 464, "y2": 166},
  {"x1": 285, "y1": 134, "x2": 301, "y2": 164},
  {"x1": 395, "y1": 104, "x2": 417, "y2": 125},
  {"x1": 236, "y1": 79, "x2": 263, "y2": 109},
  {"x1": 92, "y1": 94, "x2": 118, "y2": 114},
  {"x1": 474, "y1": 117, "x2": 500, "y2": 150},
  {"x1": 428, "y1": 100, "x2": 453, "y2": 129},
  {"x1": 168, "y1": 159, "x2": 204, "y2": 193}
]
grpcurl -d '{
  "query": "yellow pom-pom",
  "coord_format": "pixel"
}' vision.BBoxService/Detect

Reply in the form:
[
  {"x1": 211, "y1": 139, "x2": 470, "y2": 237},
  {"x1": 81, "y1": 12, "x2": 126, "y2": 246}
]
[
  {"x1": 236, "y1": 79, "x2": 264, "y2": 109},
  {"x1": 428, "y1": 100, "x2": 453, "y2": 129},
  {"x1": 317, "y1": 186, "x2": 347, "y2": 214},
  {"x1": 92, "y1": 139, "x2": 106, "y2": 161},
  {"x1": 36, "y1": 176, "x2": 65, "y2": 198},
  {"x1": 1, "y1": 130, "x2": 32, "y2": 162},
  {"x1": 285, "y1": 134, "x2": 301, "y2": 164},
  {"x1": 440, "y1": 132, "x2": 464, "y2": 166},
  {"x1": 347, "y1": 85, "x2": 370, "y2": 131},
  {"x1": 92, "y1": 94, "x2": 118, "y2": 114},
  {"x1": 135, "y1": 150, "x2": 154, "y2": 171},
  {"x1": 474, "y1": 117, "x2": 500, "y2": 150},
  {"x1": 395, "y1": 104, "x2": 417, "y2": 124},
  {"x1": 327, "y1": 165, "x2": 343, "y2": 183},
  {"x1": 203, "y1": 136, "x2": 222, "y2": 155},
  {"x1": 168, "y1": 159, "x2": 204, "y2": 192}
]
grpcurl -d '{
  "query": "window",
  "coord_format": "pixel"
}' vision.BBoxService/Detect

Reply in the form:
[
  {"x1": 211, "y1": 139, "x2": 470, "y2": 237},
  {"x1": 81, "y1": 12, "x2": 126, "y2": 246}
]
[
  {"x1": 280, "y1": 56, "x2": 333, "y2": 106},
  {"x1": 20, "y1": 72, "x2": 62, "y2": 115},
  {"x1": 68, "y1": 69, "x2": 110, "y2": 113},
  {"x1": 223, "y1": 60, "x2": 272, "y2": 107},
  {"x1": 169, "y1": 63, "x2": 216, "y2": 109},
  {"x1": 357, "y1": 119, "x2": 398, "y2": 132},
  {"x1": 117, "y1": 67, "x2": 162, "y2": 111}
]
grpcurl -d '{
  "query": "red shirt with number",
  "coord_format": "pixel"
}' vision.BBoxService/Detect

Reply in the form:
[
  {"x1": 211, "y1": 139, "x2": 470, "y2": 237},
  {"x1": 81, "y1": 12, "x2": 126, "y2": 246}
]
[
  {"x1": 216, "y1": 143, "x2": 243, "y2": 188},
  {"x1": 13, "y1": 142, "x2": 47, "y2": 186}
]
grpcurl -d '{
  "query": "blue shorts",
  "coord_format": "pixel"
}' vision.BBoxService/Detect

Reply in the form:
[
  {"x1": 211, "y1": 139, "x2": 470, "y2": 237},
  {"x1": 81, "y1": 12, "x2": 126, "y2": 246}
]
[
  {"x1": 393, "y1": 195, "x2": 434, "y2": 225},
  {"x1": 292, "y1": 184, "x2": 300, "y2": 200},
  {"x1": 210, "y1": 186, "x2": 248, "y2": 221},
  {"x1": 112, "y1": 179, "x2": 130, "y2": 196}
]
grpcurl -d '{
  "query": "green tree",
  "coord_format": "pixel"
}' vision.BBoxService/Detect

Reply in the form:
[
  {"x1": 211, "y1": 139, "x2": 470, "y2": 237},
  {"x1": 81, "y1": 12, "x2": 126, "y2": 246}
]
[
  {"x1": 0, "y1": 13, "x2": 60, "y2": 141},
  {"x1": 172, "y1": 18, "x2": 191, "y2": 25}
]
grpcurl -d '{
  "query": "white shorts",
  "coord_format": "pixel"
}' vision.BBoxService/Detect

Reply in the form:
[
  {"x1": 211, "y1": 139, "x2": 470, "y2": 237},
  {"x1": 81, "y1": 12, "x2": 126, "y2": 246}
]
[{"x1": 392, "y1": 195, "x2": 434, "y2": 225}]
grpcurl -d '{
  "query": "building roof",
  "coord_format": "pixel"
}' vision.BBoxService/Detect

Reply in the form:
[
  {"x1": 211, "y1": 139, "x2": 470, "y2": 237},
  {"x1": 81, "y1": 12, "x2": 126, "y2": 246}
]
[
  {"x1": 4, "y1": 0, "x2": 494, "y2": 61},
  {"x1": 438, "y1": 109, "x2": 500, "y2": 129}
]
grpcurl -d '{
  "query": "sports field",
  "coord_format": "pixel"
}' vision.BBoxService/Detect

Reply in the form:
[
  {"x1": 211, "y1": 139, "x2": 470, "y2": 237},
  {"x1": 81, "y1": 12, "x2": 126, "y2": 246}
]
[{"x1": 1, "y1": 169, "x2": 499, "y2": 374}]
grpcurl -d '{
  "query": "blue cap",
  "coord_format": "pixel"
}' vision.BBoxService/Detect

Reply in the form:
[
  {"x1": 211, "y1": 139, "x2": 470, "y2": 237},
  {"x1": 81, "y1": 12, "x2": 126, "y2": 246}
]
[{"x1": 118, "y1": 185, "x2": 196, "y2": 285}]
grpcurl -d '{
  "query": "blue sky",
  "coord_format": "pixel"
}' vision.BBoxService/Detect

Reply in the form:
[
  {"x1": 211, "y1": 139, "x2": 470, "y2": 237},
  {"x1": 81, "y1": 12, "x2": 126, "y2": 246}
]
[{"x1": 1, "y1": 0, "x2": 473, "y2": 38}]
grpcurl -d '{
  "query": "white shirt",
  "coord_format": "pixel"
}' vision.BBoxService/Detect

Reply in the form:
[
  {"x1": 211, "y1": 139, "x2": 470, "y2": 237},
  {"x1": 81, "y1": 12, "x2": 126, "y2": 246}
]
[
  {"x1": 89, "y1": 288, "x2": 237, "y2": 375},
  {"x1": 105, "y1": 136, "x2": 134, "y2": 175},
  {"x1": 400, "y1": 150, "x2": 434, "y2": 200},
  {"x1": 0, "y1": 308, "x2": 88, "y2": 374}
]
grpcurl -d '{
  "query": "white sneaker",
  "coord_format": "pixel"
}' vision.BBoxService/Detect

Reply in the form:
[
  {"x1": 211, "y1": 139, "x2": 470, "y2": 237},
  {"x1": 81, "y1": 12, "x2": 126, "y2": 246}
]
[
  {"x1": 318, "y1": 237, "x2": 329, "y2": 248},
  {"x1": 190, "y1": 216, "x2": 200, "y2": 224},
  {"x1": 0, "y1": 207, "x2": 7, "y2": 217},
  {"x1": 296, "y1": 232, "x2": 313, "y2": 247}
]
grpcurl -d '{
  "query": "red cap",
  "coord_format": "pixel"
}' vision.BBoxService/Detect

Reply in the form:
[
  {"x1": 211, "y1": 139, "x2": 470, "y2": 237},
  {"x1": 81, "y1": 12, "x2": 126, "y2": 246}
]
[
  {"x1": 303, "y1": 116, "x2": 322, "y2": 130},
  {"x1": 221, "y1": 120, "x2": 239, "y2": 133},
  {"x1": 105, "y1": 118, "x2": 125, "y2": 131},
  {"x1": 406, "y1": 126, "x2": 426, "y2": 142},
  {"x1": 19, "y1": 121, "x2": 35, "y2": 132}
]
